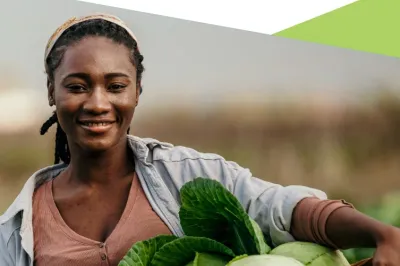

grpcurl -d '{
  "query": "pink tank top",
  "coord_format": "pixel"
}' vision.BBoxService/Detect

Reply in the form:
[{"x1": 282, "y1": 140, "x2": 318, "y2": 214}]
[{"x1": 32, "y1": 172, "x2": 172, "y2": 266}]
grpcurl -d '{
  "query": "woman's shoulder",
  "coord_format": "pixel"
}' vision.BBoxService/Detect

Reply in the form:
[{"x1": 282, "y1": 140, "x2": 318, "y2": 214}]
[
  {"x1": 131, "y1": 136, "x2": 243, "y2": 180},
  {"x1": 132, "y1": 135, "x2": 228, "y2": 164},
  {"x1": 0, "y1": 164, "x2": 66, "y2": 228},
  {"x1": 0, "y1": 211, "x2": 21, "y2": 239},
  {"x1": 155, "y1": 144, "x2": 225, "y2": 163}
]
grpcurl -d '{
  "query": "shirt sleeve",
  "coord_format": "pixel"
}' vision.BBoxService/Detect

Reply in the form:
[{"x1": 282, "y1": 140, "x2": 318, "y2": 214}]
[
  {"x1": 221, "y1": 160, "x2": 328, "y2": 247},
  {"x1": 153, "y1": 145, "x2": 328, "y2": 247},
  {"x1": 290, "y1": 197, "x2": 355, "y2": 249},
  {"x1": 0, "y1": 223, "x2": 16, "y2": 266}
]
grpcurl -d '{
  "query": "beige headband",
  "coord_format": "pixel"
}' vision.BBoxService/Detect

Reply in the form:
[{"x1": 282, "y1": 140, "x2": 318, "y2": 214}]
[{"x1": 44, "y1": 13, "x2": 139, "y2": 64}]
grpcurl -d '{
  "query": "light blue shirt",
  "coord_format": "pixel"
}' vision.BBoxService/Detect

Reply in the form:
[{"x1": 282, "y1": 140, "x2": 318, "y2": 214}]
[{"x1": 0, "y1": 135, "x2": 327, "y2": 266}]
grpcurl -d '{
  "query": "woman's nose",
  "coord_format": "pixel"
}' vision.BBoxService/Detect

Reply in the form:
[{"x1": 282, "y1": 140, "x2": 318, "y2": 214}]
[{"x1": 83, "y1": 87, "x2": 112, "y2": 115}]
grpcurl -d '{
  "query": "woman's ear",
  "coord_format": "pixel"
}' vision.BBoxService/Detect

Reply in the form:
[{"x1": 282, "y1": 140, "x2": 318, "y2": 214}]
[
  {"x1": 47, "y1": 78, "x2": 55, "y2": 106},
  {"x1": 135, "y1": 85, "x2": 142, "y2": 107}
]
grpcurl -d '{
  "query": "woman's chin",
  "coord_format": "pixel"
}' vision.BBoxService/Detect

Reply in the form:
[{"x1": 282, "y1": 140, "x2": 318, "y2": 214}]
[{"x1": 79, "y1": 138, "x2": 118, "y2": 153}]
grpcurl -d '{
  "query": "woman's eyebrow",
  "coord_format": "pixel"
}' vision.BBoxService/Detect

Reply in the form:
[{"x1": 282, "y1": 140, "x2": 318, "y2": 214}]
[
  {"x1": 61, "y1": 72, "x2": 131, "y2": 80},
  {"x1": 61, "y1": 72, "x2": 91, "y2": 80},
  {"x1": 104, "y1": 72, "x2": 131, "y2": 79}
]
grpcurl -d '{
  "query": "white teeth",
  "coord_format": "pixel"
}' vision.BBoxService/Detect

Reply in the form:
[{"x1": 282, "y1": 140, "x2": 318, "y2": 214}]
[{"x1": 83, "y1": 122, "x2": 110, "y2": 127}]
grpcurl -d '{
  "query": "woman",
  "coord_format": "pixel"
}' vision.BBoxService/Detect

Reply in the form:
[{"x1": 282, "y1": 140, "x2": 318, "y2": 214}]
[{"x1": 0, "y1": 13, "x2": 398, "y2": 266}]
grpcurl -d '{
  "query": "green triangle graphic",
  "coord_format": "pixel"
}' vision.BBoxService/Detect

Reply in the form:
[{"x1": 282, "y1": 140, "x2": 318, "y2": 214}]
[{"x1": 274, "y1": 0, "x2": 400, "y2": 58}]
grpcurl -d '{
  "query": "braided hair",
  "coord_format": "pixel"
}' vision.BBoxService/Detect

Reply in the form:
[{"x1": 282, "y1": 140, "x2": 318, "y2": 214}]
[{"x1": 40, "y1": 19, "x2": 144, "y2": 165}]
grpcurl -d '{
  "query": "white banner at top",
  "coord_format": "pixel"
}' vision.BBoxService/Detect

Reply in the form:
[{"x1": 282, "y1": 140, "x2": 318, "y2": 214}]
[{"x1": 78, "y1": 0, "x2": 357, "y2": 35}]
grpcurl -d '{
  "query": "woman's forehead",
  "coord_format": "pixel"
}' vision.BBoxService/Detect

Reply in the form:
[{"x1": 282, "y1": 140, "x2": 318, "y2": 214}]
[{"x1": 56, "y1": 37, "x2": 136, "y2": 78}]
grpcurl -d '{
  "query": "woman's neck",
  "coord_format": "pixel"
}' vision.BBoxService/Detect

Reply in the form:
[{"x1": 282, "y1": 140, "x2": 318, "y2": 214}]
[{"x1": 65, "y1": 138, "x2": 135, "y2": 186}]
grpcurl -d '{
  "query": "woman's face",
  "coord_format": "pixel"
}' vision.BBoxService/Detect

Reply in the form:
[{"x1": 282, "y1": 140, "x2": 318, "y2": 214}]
[{"x1": 49, "y1": 36, "x2": 139, "y2": 153}]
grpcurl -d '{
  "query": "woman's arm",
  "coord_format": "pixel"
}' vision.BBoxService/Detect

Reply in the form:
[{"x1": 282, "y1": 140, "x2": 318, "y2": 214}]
[
  {"x1": 291, "y1": 197, "x2": 400, "y2": 265},
  {"x1": 325, "y1": 206, "x2": 389, "y2": 249},
  {"x1": 291, "y1": 197, "x2": 396, "y2": 249}
]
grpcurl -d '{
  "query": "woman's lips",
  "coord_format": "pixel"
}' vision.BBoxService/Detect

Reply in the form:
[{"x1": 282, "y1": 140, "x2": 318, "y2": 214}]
[{"x1": 78, "y1": 121, "x2": 115, "y2": 134}]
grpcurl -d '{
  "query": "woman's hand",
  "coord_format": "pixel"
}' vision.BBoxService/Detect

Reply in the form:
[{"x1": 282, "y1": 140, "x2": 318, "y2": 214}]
[{"x1": 372, "y1": 226, "x2": 400, "y2": 265}]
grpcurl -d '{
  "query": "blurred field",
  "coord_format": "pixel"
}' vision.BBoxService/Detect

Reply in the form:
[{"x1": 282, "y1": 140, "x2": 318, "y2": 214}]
[
  {"x1": 137, "y1": 91, "x2": 400, "y2": 204},
  {"x1": 1, "y1": 91, "x2": 400, "y2": 208},
  {"x1": 1, "y1": 90, "x2": 400, "y2": 261}
]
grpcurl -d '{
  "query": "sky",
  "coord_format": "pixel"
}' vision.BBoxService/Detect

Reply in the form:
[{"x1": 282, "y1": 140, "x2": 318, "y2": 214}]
[{"x1": 1, "y1": 0, "x2": 400, "y2": 132}]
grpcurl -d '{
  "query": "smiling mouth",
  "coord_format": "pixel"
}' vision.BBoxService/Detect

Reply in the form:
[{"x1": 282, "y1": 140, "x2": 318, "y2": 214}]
[
  {"x1": 80, "y1": 121, "x2": 114, "y2": 127},
  {"x1": 78, "y1": 121, "x2": 115, "y2": 133}
]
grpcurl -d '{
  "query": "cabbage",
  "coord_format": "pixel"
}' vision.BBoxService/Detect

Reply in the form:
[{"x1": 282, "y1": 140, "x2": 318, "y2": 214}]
[
  {"x1": 227, "y1": 254, "x2": 304, "y2": 266},
  {"x1": 118, "y1": 235, "x2": 178, "y2": 266},
  {"x1": 119, "y1": 178, "x2": 353, "y2": 266},
  {"x1": 270, "y1": 241, "x2": 350, "y2": 266},
  {"x1": 119, "y1": 235, "x2": 234, "y2": 266},
  {"x1": 185, "y1": 253, "x2": 231, "y2": 266},
  {"x1": 179, "y1": 177, "x2": 271, "y2": 255},
  {"x1": 151, "y1": 236, "x2": 234, "y2": 265}
]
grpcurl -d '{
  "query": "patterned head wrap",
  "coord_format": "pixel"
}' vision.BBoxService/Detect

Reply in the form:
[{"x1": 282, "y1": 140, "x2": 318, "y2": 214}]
[{"x1": 44, "y1": 13, "x2": 139, "y2": 64}]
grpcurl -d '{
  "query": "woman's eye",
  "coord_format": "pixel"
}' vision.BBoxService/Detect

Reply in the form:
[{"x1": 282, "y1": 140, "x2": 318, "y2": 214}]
[
  {"x1": 67, "y1": 85, "x2": 86, "y2": 92},
  {"x1": 109, "y1": 84, "x2": 126, "y2": 91}
]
